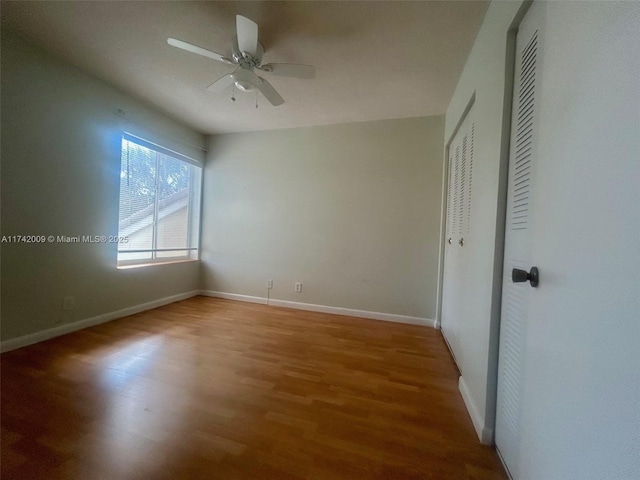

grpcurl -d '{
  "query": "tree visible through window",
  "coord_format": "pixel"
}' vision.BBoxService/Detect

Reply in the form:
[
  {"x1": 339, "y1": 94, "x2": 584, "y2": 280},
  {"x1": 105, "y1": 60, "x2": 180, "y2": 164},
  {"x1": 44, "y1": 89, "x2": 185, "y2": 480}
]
[{"x1": 117, "y1": 134, "x2": 201, "y2": 267}]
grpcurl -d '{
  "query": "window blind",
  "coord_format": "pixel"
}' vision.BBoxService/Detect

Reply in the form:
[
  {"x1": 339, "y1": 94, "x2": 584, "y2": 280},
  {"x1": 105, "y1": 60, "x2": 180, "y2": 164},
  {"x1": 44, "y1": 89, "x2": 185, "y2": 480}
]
[{"x1": 117, "y1": 134, "x2": 201, "y2": 266}]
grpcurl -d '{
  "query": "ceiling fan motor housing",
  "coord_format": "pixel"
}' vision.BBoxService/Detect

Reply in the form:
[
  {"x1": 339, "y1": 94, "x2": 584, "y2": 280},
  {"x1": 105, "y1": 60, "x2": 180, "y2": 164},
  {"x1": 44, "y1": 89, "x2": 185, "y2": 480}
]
[{"x1": 231, "y1": 35, "x2": 264, "y2": 67}]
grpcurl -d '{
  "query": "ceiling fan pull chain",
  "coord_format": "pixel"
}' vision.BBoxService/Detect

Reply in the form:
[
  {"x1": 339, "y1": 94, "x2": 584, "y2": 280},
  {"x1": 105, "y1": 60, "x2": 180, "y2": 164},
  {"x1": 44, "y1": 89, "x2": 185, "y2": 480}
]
[
  {"x1": 256, "y1": 90, "x2": 259, "y2": 109},
  {"x1": 231, "y1": 83, "x2": 236, "y2": 102}
]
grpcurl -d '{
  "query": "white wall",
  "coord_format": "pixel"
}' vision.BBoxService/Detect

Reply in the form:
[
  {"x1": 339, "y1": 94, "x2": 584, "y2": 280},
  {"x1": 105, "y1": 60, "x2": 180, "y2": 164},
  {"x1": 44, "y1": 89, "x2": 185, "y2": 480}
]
[
  {"x1": 1, "y1": 29, "x2": 205, "y2": 343},
  {"x1": 201, "y1": 116, "x2": 444, "y2": 320},
  {"x1": 441, "y1": 0, "x2": 526, "y2": 441}
]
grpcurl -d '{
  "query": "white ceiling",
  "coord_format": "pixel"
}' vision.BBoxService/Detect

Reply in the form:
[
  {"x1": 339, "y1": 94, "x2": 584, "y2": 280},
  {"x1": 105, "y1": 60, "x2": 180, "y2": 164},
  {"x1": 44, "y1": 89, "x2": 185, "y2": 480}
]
[{"x1": 1, "y1": 1, "x2": 488, "y2": 135}]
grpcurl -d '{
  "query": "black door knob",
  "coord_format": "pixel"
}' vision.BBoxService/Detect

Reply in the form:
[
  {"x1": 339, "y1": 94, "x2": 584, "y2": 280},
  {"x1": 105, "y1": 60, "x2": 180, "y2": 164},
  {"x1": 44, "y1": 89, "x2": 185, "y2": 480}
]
[{"x1": 512, "y1": 266, "x2": 539, "y2": 287}]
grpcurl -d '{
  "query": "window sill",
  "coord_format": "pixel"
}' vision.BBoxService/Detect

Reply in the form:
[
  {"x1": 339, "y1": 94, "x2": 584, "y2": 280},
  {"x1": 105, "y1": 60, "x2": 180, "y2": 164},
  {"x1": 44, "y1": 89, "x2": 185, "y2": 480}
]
[{"x1": 117, "y1": 259, "x2": 199, "y2": 270}]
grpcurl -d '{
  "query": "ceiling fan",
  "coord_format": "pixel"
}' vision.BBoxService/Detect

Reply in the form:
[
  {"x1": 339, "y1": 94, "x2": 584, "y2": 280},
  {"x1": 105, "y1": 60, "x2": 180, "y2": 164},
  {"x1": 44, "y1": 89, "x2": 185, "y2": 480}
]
[{"x1": 167, "y1": 15, "x2": 315, "y2": 107}]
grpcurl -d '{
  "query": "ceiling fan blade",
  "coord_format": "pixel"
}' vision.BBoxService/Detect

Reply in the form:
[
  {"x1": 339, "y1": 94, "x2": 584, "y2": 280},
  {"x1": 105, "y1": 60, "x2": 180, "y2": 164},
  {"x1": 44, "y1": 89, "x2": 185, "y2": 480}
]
[
  {"x1": 256, "y1": 76, "x2": 285, "y2": 106},
  {"x1": 260, "y1": 63, "x2": 315, "y2": 79},
  {"x1": 206, "y1": 74, "x2": 235, "y2": 93},
  {"x1": 167, "y1": 38, "x2": 232, "y2": 64},
  {"x1": 236, "y1": 15, "x2": 258, "y2": 56}
]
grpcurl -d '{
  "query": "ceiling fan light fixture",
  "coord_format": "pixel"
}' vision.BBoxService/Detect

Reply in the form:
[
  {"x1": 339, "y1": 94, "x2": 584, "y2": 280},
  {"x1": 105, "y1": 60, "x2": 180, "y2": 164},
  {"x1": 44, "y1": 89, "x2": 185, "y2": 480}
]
[{"x1": 234, "y1": 80, "x2": 256, "y2": 92}]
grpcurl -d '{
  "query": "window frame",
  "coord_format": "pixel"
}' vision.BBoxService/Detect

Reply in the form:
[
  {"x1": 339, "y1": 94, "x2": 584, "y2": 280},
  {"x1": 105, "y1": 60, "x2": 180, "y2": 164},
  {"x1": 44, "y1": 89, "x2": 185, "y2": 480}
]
[{"x1": 116, "y1": 132, "x2": 202, "y2": 269}]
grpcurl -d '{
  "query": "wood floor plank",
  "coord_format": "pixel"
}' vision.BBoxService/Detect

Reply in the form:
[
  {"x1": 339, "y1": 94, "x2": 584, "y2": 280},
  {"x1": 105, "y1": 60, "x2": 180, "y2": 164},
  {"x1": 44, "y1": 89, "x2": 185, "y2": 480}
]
[{"x1": 1, "y1": 296, "x2": 506, "y2": 479}]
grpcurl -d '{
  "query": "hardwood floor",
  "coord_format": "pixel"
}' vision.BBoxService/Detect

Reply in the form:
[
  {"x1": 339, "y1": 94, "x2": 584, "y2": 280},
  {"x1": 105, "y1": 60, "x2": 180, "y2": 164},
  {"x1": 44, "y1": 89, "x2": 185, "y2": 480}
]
[{"x1": 1, "y1": 296, "x2": 506, "y2": 479}]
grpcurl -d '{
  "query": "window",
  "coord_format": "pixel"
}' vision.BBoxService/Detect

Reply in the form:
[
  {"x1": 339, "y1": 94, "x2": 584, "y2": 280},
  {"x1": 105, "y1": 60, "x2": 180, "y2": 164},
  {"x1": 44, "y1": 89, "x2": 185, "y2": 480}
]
[{"x1": 117, "y1": 133, "x2": 201, "y2": 267}]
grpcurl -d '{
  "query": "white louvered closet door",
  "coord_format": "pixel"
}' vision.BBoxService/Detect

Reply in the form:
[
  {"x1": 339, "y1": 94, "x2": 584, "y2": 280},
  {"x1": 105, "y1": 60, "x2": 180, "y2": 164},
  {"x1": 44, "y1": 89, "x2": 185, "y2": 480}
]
[
  {"x1": 441, "y1": 147, "x2": 459, "y2": 358},
  {"x1": 495, "y1": 3, "x2": 541, "y2": 476},
  {"x1": 441, "y1": 106, "x2": 475, "y2": 368}
]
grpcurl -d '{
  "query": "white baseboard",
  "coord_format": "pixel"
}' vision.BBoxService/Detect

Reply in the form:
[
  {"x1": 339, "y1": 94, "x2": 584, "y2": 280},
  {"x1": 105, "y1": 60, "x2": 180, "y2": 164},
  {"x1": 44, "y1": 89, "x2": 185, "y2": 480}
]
[
  {"x1": 1, "y1": 290, "x2": 432, "y2": 353},
  {"x1": 199, "y1": 290, "x2": 267, "y2": 305},
  {"x1": 200, "y1": 290, "x2": 433, "y2": 327},
  {"x1": 0, "y1": 290, "x2": 200, "y2": 353},
  {"x1": 459, "y1": 375, "x2": 494, "y2": 445}
]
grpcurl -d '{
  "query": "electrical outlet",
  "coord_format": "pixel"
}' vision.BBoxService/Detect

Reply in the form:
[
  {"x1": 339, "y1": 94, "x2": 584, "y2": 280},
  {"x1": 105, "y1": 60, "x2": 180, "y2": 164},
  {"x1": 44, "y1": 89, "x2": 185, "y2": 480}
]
[
  {"x1": 267, "y1": 279, "x2": 273, "y2": 289},
  {"x1": 295, "y1": 282, "x2": 302, "y2": 293},
  {"x1": 63, "y1": 296, "x2": 75, "y2": 311}
]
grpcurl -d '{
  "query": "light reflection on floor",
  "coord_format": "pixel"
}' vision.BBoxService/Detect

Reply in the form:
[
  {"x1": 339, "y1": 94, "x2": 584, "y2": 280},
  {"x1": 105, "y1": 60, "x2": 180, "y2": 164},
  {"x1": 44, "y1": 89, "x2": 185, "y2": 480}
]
[
  {"x1": 96, "y1": 335, "x2": 186, "y2": 473},
  {"x1": 100, "y1": 335, "x2": 165, "y2": 389}
]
